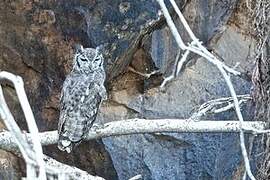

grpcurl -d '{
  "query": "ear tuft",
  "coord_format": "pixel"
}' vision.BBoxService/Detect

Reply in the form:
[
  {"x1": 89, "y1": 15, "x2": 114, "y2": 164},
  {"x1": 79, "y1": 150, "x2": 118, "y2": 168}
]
[
  {"x1": 74, "y1": 44, "x2": 83, "y2": 53},
  {"x1": 95, "y1": 44, "x2": 104, "y2": 53}
]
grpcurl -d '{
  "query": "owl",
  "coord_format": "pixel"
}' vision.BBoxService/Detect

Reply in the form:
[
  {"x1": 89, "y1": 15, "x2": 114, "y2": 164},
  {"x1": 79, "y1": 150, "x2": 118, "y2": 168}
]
[{"x1": 57, "y1": 44, "x2": 107, "y2": 153}]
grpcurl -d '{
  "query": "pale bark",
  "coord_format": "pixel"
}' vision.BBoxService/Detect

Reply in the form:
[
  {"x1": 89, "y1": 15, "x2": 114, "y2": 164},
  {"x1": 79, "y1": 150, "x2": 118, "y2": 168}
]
[{"x1": 0, "y1": 119, "x2": 267, "y2": 152}]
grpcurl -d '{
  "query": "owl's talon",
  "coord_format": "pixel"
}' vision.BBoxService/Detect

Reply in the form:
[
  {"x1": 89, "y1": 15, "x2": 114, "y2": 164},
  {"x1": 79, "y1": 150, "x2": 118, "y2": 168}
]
[
  {"x1": 61, "y1": 140, "x2": 71, "y2": 147},
  {"x1": 66, "y1": 147, "x2": 72, "y2": 153}
]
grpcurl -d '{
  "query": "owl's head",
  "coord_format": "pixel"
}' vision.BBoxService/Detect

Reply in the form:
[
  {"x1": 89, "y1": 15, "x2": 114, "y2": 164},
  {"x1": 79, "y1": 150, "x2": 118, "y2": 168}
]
[{"x1": 73, "y1": 44, "x2": 104, "y2": 73}]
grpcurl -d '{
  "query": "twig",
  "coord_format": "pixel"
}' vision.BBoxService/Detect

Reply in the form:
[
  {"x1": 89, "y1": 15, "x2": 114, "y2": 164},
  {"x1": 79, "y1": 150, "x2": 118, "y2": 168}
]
[
  {"x1": 160, "y1": 42, "x2": 197, "y2": 88},
  {"x1": 176, "y1": 49, "x2": 191, "y2": 76},
  {"x1": 160, "y1": 74, "x2": 174, "y2": 88},
  {"x1": 190, "y1": 94, "x2": 251, "y2": 120},
  {"x1": 128, "y1": 66, "x2": 159, "y2": 78},
  {"x1": 129, "y1": 174, "x2": 142, "y2": 180},
  {"x1": 160, "y1": 49, "x2": 182, "y2": 88}
]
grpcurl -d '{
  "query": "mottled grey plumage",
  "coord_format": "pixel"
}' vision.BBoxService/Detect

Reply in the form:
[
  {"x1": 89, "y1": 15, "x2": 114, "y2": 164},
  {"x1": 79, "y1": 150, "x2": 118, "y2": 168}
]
[{"x1": 58, "y1": 44, "x2": 107, "y2": 153}]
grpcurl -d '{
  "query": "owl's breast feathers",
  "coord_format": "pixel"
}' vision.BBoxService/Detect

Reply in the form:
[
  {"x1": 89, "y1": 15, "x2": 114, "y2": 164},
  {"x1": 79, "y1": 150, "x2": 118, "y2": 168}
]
[{"x1": 58, "y1": 74, "x2": 103, "y2": 152}]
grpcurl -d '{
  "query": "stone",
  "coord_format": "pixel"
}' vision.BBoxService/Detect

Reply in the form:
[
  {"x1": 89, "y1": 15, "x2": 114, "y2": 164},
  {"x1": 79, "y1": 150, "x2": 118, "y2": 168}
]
[{"x1": 0, "y1": 150, "x2": 22, "y2": 180}]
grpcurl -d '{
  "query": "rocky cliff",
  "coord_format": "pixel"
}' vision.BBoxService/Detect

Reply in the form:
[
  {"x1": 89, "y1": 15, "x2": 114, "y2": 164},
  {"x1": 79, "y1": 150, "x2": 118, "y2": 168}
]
[{"x1": 0, "y1": 0, "x2": 257, "y2": 179}]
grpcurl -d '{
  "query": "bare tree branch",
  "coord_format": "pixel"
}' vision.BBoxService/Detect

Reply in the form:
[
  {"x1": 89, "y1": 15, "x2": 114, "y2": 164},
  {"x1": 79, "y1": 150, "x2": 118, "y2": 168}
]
[
  {"x1": 0, "y1": 119, "x2": 268, "y2": 152},
  {"x1": 44, "y1": 155, "x2": 105, "y2": 180},
  {"x1": 0, "y1": 86, "x2": 36, "y2": 164},
  {"x1": 0, "y1": 71, "x2": 46, "y2": 179}
]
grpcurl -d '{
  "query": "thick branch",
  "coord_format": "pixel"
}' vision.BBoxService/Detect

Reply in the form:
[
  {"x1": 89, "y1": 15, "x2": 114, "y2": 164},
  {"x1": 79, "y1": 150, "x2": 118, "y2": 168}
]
[
  {"x1": 0, "y1": 119, "x2": 268, "y2": 151},
  {"x1": 44, "y1": 155, "x2": 105, "y2": 180}
]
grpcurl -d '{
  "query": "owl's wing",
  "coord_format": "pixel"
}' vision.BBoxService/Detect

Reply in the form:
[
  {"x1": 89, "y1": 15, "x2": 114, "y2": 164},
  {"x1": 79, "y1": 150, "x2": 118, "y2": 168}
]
[
  {"x1": 58, "y1": 75, "x2": 80, "y2": 134},
  {"x1": 83, "y1": 83, "x2": 102, "y2": 134},
  {"x1": 94, "y1": 69, "x2": 107, "y2": 100}
]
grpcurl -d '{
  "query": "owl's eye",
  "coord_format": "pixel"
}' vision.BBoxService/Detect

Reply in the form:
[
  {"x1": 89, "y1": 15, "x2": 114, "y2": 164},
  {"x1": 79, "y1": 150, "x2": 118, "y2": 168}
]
[
  {"x1": 94, "y1": 55, "x2": 102, "y2": 62},
  {"x1": 80, "y1": 58, "x2": 88, "y2": 61}
]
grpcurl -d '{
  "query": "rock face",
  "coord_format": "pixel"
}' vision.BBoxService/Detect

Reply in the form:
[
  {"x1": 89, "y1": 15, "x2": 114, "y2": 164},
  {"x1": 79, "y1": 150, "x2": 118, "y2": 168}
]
[
  {"x1": 103, "y1": 26, "x2": 255, "y2": 180},
  {"x1": 0, "y1": 0, "x2": 257, "y2": 179}
]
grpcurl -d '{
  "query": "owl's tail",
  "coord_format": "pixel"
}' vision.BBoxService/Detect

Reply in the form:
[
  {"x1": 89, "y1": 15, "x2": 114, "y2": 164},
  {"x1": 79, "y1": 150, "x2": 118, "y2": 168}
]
[{"x1": 57, "y1": 135, "x2": 73, "y2": 153}]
